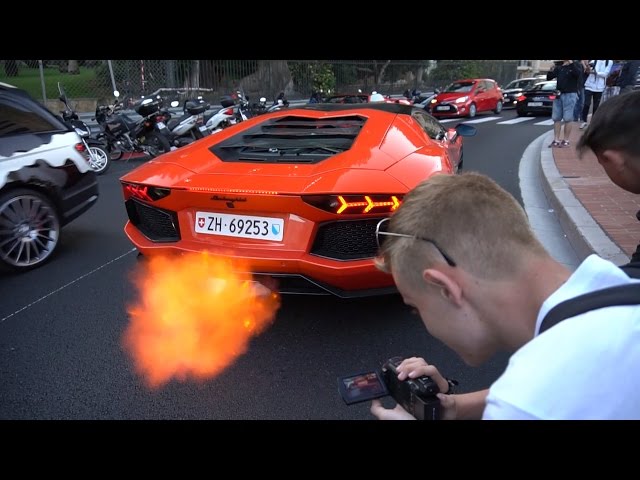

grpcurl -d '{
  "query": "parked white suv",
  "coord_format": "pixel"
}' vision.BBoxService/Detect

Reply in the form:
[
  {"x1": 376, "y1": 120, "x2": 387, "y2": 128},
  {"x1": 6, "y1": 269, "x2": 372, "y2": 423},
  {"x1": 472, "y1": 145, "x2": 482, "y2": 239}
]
[{"x1": 0, "y1": 82, "x2": 99, "y2": 271}]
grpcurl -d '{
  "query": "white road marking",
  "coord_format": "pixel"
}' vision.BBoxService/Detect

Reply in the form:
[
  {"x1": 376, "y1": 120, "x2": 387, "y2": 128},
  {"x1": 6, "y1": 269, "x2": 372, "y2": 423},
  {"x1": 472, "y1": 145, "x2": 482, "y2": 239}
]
[
  {"x1": 497, "y1": 117, "x2": 536, "y2": 124},
  {"x1": 0, "y1": 248, "x2": 137, "y2": 324},
  {"x1": 463, "y1": 116, "x2": 501, "y2": 124},
  {"x1": 534, "y1": 119, "x2": 554, "y2": 125},
  {"x1": 439, "y1": 119, "x2": 459, "y2": 123}
]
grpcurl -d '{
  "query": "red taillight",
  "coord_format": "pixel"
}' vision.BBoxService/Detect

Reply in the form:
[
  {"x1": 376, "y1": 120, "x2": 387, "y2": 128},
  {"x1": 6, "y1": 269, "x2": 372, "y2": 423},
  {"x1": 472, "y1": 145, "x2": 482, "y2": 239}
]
[
  {"x1": 223, "y1": 108, "x2": 234, "y2": 116},
  {"x1": 74, "y1": 142, "x2": 86, "y2": 152},
  {"x1": 548, "y1": 95, "x2": 556, "y2": 100},
  {"x1": 302, "y1": 194, "x2": 403, "y2": 214},
  {"x1": 516, "y1": 95, "x2": 527, "y2": 102},
  {"x1": 122, "y1": 182, "x2": 171, "y2": 202}
]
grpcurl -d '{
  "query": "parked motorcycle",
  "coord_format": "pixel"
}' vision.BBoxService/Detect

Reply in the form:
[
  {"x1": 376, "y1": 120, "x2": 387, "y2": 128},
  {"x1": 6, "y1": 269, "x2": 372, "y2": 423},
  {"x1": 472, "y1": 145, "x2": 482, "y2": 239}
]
[
  {"x1": 93, "y1": 91, "x2": 172, "y2": 161},
  {"x1": 57, "y1": 83, "x2": 110, "y2": 174},
  {"x1": 202, "y1": 102, "x2": 235, "y2": 134},
  {"x1": 266, "y1": 92, "x2": 289, "y2": 113},
  {"x1": 160, "y1": 97, "x2": 209, "y2": 146}
]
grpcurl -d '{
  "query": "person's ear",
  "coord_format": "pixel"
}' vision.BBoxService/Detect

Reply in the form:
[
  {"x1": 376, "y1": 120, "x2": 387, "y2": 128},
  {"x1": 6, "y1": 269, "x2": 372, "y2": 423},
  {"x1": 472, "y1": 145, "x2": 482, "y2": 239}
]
[
  {"x1": 598, "y1": 149, "x2": 626, "y2": 169},
  {"x1": 423, "y1": 268, "x2": 463, "y2": 307}
]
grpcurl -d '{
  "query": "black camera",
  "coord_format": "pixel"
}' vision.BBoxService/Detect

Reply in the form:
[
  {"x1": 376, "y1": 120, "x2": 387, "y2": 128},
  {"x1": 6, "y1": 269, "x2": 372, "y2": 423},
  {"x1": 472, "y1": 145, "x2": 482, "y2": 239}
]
[{"x1": 337, "y1": 356, "x2": 442, "y2": 420}]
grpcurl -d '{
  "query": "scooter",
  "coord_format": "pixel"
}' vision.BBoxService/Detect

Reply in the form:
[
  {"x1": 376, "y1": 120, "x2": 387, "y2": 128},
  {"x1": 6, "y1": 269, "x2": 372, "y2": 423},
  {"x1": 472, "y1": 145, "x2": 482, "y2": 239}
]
[
  {"x1": 203, "y1": 103, "x2": 236, "y2": 134},
  {"x1": 57, "y1": 83, "x2": 110, "y2": 174},
  {"x1": 162, "y1": 98, "x2": 209, "y2": 146}
]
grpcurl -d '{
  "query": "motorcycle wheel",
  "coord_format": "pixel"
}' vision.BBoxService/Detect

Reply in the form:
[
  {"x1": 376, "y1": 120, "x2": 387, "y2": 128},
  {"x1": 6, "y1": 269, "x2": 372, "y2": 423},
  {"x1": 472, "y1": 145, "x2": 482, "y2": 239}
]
[
  {"x1": 143, "y1": 132, "x2": 172, "y2": 158},
  {"x1": 109, "y1": 146, "x2": 124, "y2": 161},
  {"x1": 87, "y1": 146, "x2": 111, "y2": 174}
]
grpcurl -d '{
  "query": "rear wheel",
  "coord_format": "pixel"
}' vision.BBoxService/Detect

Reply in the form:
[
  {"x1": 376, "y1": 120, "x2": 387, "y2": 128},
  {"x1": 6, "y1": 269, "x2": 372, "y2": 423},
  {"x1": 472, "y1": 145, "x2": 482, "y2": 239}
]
[
  {"x1": 109, "y1": 146, "x2": 124, "y2": 161},
  {"x1": 493, "y1": 100, "x2": 503, "y2": 114},
  {"x1": 144, "y1": 132, "x2": 172, "y2": 158},
  {"x1": 0, "y1": 188, "x2": 60, "y2": 271},
  {"x1": 87, "y1": 146, "x2": 110, "y2": 174}
]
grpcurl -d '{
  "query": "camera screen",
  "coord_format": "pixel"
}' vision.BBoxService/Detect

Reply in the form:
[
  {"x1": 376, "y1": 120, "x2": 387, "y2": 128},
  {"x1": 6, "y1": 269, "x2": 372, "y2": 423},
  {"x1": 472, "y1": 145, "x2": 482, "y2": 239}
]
[{"x1": 337, "y1": 370, "x2": 389, "y2": 405}]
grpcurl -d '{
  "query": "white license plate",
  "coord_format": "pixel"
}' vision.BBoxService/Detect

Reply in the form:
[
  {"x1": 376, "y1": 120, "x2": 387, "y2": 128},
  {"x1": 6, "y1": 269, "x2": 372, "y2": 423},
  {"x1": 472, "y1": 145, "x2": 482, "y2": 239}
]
[
  {"x1": 195, "y1": 212, "x2": 284, "y2": 241},
  {"x1": 199, "y1": 125, "x2": 208, "y2": 133},
  {"x1": 157, "y1": 121, "x2": 167, "y2": 129},
  {"x1": 435, "y1": 106, "x2": 449, "y2": 111},
  {"x1": 528, "y1": 102, "x2": 543, "y2": 107}
]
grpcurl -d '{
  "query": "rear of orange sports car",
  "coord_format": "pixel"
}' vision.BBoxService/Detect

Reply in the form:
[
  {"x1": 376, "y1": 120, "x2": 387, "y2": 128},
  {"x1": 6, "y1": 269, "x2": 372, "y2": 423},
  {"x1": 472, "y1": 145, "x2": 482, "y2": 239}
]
[{"x1": 120, "y1": 104, "x2": 455, "y2": 297}]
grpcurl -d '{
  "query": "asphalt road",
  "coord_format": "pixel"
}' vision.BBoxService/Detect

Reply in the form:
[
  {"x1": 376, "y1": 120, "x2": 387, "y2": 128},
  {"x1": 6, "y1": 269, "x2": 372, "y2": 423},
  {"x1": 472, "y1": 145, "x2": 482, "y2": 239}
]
[{"x1": 0, "y1": 108, "x2": 555, "y2": 419}]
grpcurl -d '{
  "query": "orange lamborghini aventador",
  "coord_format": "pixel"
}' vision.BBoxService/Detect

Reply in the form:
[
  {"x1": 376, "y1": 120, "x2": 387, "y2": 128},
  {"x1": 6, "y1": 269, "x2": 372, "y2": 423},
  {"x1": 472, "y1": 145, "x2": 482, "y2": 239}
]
[{"x1": 120, "y1": 103, "x2": 476, "y2": 297}]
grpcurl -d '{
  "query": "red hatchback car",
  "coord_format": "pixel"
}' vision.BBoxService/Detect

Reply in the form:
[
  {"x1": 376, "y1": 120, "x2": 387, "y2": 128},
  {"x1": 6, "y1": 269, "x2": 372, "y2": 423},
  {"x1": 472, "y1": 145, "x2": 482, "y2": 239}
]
[{"x1": 429, "y1": 78, "x2": 504, "y2": 118}]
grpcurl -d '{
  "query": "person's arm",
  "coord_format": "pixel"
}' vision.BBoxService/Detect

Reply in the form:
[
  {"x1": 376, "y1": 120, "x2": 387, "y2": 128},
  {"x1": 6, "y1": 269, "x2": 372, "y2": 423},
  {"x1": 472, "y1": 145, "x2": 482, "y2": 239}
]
[
  {"x1": 444, "y1": 389, "x2": 489, "y2": 420},
  {"x1": 596, "y1": 60, "x2": 613, "y2": 79},
  {"x1": 546, "y1": 67, "x2": 558, "y2": 81}
]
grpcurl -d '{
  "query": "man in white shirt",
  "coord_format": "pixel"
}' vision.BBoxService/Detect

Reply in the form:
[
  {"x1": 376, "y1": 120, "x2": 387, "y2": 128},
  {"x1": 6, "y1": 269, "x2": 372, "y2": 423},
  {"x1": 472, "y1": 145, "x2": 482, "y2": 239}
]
[
  {"x1": 579, "y1": 59, "x2": 613, "y2": 129},
  {"x1": 369, "y1": 172, "x2": 640, "y2": 420}
]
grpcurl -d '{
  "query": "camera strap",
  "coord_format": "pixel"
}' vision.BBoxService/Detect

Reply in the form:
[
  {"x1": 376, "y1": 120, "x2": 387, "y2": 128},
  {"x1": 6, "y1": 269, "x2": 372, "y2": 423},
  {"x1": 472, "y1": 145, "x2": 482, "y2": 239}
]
[{"x1": 539, "y1": 283, "x2": 640, "y2": 334}]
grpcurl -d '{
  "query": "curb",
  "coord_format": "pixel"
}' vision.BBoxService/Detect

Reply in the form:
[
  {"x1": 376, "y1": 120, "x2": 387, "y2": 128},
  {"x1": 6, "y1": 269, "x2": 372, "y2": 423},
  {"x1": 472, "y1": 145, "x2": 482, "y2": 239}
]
[{"x1": 538, "y1": 130, "x2": 630, "y2": 265}]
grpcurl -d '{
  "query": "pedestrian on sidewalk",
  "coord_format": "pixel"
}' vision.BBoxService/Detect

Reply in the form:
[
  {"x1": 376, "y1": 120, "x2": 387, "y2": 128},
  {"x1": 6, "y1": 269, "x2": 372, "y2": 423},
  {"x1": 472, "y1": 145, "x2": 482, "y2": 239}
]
[
  {"x1": 576, "y1": 90, "x2": 640, "y2": 271},
  {"x1": 574, "y1": 60, "x2": 590, "y2": 122},
  {"x1": 579, "y1": 59, "x2": 613, "y2": 129},
  {"x1": 616, "y1": 60, "x2": 640, "y2": 95},
  {"x1": 546, "y1": 60, "x2": 582, "y2": 148}
]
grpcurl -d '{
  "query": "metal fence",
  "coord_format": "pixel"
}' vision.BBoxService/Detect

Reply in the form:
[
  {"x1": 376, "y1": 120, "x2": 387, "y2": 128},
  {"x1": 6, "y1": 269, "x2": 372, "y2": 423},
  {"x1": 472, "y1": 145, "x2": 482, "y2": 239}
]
[{"x1": 1, "y1": 59, "x2": 519, "y2": 112}]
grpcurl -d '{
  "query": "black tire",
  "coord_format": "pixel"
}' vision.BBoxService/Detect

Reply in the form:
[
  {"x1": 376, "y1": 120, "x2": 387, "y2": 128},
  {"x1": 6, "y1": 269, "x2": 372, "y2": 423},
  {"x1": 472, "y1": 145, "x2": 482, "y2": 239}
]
[
  {"x1": 144, "y1": 132, "x2": 172, "y2": 158},
  {"x1": 193, "y1": 126, "x2": 204, "y2": 140},
  {"x1": 0, "y1": 188, "x2": 61, "y2": 271},
  {"x1": 516, "y1": 110, "x2": 527, "y2": 117},
  {"x1": 109, "y1": 146, "x2": 124, "y2": 161},
  {"x1": 493, "y1": 100, "x2": 503, "y2": 114},
  {"x1": 467, "y1": 103, "x2": 477, "y2": 118}
]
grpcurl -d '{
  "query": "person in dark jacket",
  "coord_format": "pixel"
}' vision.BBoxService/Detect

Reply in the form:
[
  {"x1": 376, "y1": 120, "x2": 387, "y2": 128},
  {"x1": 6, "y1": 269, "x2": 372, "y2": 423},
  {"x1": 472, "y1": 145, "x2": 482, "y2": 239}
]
[
  {"x1": 546, "y1": 60, "x2": 583, "y2": 147},
  {"x1": 616, "y1": 60, "x2": 640, "y2": 95}
]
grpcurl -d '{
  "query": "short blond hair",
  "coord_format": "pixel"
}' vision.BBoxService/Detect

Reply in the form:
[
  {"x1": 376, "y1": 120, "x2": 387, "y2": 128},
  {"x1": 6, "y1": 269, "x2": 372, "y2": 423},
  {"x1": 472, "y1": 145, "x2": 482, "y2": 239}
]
[{"x1": 376, "y1": 172, "x2": 547, "y2": 286}]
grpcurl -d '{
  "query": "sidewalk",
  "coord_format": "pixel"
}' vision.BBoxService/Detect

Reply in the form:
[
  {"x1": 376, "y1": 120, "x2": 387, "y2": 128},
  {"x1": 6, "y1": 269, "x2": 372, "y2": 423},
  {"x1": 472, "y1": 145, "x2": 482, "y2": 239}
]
[{"x1": 540, "y1": 126, "x2": 640, "y2": 266}]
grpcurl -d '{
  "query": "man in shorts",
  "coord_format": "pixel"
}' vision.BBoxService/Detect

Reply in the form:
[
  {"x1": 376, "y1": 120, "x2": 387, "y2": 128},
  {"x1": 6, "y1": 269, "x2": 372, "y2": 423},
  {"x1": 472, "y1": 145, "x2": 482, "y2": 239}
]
[{"x1": 546, "y1": 60, "x2": 583, "y2": 147}]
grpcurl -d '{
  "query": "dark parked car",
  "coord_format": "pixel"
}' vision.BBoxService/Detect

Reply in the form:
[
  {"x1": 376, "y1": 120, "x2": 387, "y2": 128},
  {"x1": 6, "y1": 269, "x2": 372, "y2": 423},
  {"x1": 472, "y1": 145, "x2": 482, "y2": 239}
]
[
  {"x1": 0, "y1": 82, "x2": 99, "y2": 271},
  {"x1": 501, "y1": 76, "x2": 546, "y2": 108},
  {"x1": 515, "y1": 80, "x2": 558, "y2": 117}
]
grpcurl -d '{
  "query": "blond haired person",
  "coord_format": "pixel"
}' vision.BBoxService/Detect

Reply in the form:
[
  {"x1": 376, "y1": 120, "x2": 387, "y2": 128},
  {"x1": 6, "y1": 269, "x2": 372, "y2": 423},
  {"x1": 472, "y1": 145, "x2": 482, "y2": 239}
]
[{"x1": 370, "y1": 172, "x2": 640, "y2": 420}]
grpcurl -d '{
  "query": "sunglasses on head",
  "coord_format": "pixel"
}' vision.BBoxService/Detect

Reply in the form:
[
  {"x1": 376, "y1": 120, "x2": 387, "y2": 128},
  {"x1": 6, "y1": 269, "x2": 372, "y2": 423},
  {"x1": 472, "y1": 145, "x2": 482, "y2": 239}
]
[{"x1": 375, "y1": 218, "x2": 457, "y2": 267}]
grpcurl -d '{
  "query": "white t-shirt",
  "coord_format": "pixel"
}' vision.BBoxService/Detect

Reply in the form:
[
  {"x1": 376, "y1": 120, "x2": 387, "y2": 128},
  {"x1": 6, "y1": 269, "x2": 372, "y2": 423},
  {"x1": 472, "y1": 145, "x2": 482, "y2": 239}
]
[{"x1": 483, "y1": 255, "x2": 640, "y2": 420}]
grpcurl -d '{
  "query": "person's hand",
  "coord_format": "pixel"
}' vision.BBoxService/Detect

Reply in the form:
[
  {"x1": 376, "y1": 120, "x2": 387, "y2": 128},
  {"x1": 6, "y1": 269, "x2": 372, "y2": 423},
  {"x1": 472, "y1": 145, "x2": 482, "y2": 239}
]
[
  {"x1": 370, "y1": 399, "x2": 416, "y2": 420},
  {"x1": 370, "y1": 357, "x2": 459, "y2": 420}
]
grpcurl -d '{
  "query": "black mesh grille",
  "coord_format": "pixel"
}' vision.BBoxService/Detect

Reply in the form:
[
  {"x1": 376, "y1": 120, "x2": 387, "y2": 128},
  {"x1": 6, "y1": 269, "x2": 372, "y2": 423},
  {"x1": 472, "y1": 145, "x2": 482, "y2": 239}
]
[
  {"x1": 210, "y1": 115, "x2": 367, "y2": 164},
  {"x1": 125, "y1": 199, "x2": 180, "y2": 242},
  {"x1": 310, "y1": 218, "x2": 383, "y2": 260}
]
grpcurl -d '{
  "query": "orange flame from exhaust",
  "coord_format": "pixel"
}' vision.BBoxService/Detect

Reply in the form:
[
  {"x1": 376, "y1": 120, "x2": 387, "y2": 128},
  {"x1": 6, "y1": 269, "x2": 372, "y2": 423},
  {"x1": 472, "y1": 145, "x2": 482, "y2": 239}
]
[{"x1": 123, "y1": 251, "x2": 280, "y2": 389}]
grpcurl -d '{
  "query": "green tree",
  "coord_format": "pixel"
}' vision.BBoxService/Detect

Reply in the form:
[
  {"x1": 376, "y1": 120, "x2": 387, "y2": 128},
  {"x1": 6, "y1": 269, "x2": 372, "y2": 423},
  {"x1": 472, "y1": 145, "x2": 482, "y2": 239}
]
[{"x1": 429, "y1": 60, "x2": 482, "y2": 86}]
